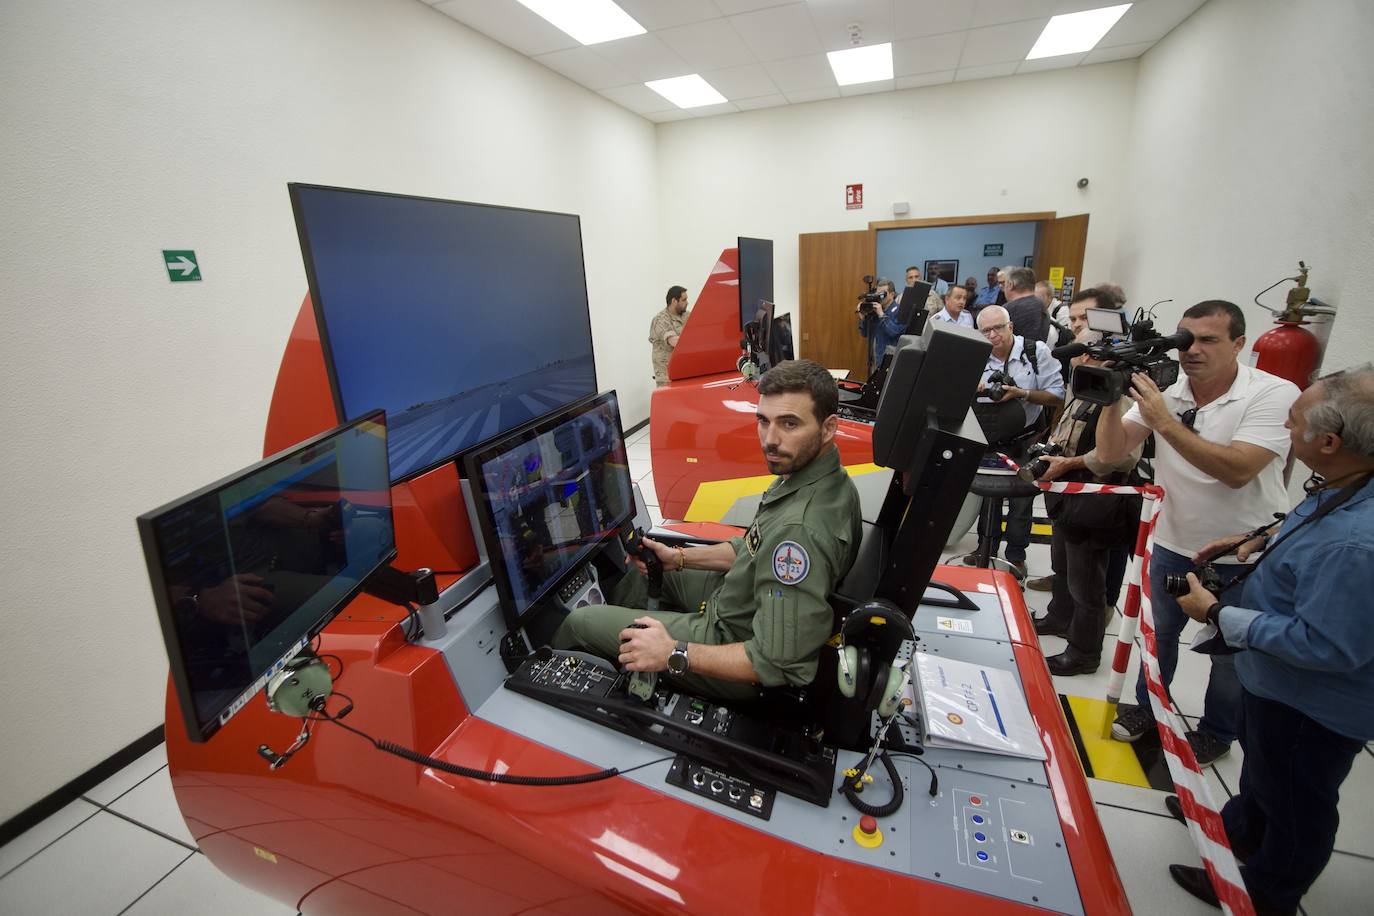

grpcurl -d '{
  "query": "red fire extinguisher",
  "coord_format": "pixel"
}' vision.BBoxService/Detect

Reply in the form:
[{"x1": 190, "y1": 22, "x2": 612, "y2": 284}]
[{"x1": 1251, "y1": 262, "x2": 1333, "y2": 390}]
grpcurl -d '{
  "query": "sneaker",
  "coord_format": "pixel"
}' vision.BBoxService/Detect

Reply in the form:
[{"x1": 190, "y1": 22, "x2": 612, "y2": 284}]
[
  {"x1": 1111, "y1": 703, "x2": 1156, "y2": 742},
  {"x1": 1026, "y1": 574, "x2": 1055, "y2": 592},
  {"x1": 1186, "y1": 729, "x2": 1231, "y2": 766}
]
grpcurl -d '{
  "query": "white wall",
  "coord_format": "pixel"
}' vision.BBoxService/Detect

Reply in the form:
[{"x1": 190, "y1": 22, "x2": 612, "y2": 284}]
[
  {"x1": 0, "y1": 0, "x2": 659, "y2": 823},
  {"x1": 1115, "y1": 0, "x2": 1374, "y2": 372},
  {"x1": 656, "y1": 62, "x2": 1139, "y2": 344}
]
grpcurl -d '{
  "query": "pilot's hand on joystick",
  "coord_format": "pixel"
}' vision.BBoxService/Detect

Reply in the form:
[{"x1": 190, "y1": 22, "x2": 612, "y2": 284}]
[{"x1": 618, "y1": 617, "x2": 673, "y2": 672}]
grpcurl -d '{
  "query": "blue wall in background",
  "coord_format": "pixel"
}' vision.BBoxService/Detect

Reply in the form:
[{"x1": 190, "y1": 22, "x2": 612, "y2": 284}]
[{"x1": 876, "y1": 221, "x2": 1039, "y2": 293}]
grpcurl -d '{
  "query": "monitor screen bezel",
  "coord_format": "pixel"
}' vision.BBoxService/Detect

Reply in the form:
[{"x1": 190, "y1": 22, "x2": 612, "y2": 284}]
[
  {"x1": 137, "y1": 409, "x2": 397, "y2": 743},
  {"x1": 737, "y1": 236, "x2": 774, "y2": 332},
  {"x1": 287, "y1": 181, "x2": 599, "y2": 485},
  {"x1": 460, "y1": 390, "x2": 633, "y2": 632}
]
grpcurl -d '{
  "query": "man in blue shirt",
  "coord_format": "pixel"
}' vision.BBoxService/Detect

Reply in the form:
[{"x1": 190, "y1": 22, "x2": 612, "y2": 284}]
[
  {"x1": 1166, "y1": 364, "x2": 1374, "y2": 915},
  {"x1": 974, "y1": 266, "x2": 1002, "y2": 308},
  {"x1": 856, "y1": 277, "x2": 900, "y2": 375}
]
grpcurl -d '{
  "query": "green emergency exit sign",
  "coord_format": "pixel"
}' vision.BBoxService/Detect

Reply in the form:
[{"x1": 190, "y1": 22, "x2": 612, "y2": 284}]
[{"x1": 163, "y1": 250, "x2": 201, "y2": 282}]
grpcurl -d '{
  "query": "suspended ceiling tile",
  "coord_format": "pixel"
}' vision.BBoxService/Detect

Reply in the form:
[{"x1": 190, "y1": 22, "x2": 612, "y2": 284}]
[
  {"x1": 534, "y1": 46, "x2": 627, "y2": 91},
  {"x1": 958, "y1": 19, "x2": 1047, "y2": 67},
  {"x1": 590, "y1": 32, "x2": 692, "y2": 83},
  {"x1": 971, "y1": 0, "x2": 1110, "y2": 30},
  {"x1": 893, "y1": 0, "x2": 976, "y2": 40},
  {"x1": 713, "y1": 0, "x2": 798, "y2": 14},
  {"x1": 1016, "y1": 51, "x2": 1089, "y2": 73},
  {"x1": 1082, "y1": 40, "x2": 1154, "y2": 64},
  {"x1": 763, "y1": 53, "x2": 837, "y2": 92},
  {"x1": 893, "y1": 32, "x2": 967, "y2": 76},
  {"x1": 431, "y1": 0, "x2": 578, "y2": 57},
  {"x1": 734, "y1": 93, "x2": 790, "y2": 110},
  {"x1": 729, "y1": 3, "x2": 824, "y2": 62},
  {"x1": 954, "y1": 61, "x2": 1020, "y2": 82},
  {"x1": 784, "y1": 86, "x2": 841, "y2": 104},
  {"x1": 599, "y1": 83, "x2": 678, "y2": 114},
  {"x1": 688, "y1": 101, "x2": 743, "y2": 117},
  {"x1": 615, "y1": 0, "x2": 724, "y2": 32},
  {"x1": 1100, "y1": 0, "x2": 1209, "y2": 47},
  {"x1": 839, "y1": 78, "x2": 896, "y2": 97},
  {"x1": 896, "y1": 69, "x2": 956, "y2": 90},
  {"x1": 644, "y1": 108, "x2": 696, "y2": 122},
  {"x1": 808, "y1": 0, "x2": 897, "y2": 51},
  {"x1": 700, "y1": 62, "x2": 781, "y2": 100},
  {"x1": 657, "y1": 17, "x2": 758, "y2": 71}
]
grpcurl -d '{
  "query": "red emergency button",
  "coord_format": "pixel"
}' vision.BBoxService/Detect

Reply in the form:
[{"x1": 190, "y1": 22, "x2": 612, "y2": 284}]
[
  {"x1": 853, "y1": 815, "x2": 883, "y2": 848},
  {"x1": 970, "y1": 795, "x2": 982, "y2": 806}
]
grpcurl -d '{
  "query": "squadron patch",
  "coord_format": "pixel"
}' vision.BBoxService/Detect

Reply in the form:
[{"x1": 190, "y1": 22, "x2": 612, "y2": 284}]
[
  {"x1": 772, "y1": 541, "x2": 810, "y2": 585},
  {"x1": 745, "y1": 523, "x2": 762, "y2": 556}
]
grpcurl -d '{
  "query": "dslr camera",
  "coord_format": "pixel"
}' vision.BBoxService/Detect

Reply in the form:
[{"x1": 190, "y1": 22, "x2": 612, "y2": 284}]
[
  {"x1": 856, "y1": 275, "x2": 885, "y2": 316},
  {"x1": 1017, "y1": 441, "x2": 1064, "y2": 482},
  {"x1": 1163, "y1": 563, "x2": 1226, "y2": 598},
  {"x1": 1058, "y1": 309, "x2": 1195, "y2": 406},
  {"x1": 982, "y1": 368, "x2": 1014, "y2": 402}
]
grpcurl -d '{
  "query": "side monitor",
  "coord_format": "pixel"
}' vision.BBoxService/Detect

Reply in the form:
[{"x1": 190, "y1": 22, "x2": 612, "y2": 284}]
[{"x1": 871, "y1": 321, "x2": 990, "y2": 470}]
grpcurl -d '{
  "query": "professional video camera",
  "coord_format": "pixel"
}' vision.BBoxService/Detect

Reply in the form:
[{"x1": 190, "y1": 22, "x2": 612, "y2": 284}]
[
  {"x1": 857, "y1": 275, "x2": 885, "y2": 315},
  {"x1": 1052, "y1": 308, "x2": 1195, "y2": 406},
  {"x1": 1017, "y1": 441, "x2": 1064, "y2": 483},
  {"x1": 982, "y1": 369, "x2": 1013, "y2": 402}
]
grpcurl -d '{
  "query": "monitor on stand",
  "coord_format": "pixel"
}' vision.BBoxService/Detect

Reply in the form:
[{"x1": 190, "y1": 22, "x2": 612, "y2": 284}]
[{"x1": 138, "y1": 411, "x2": 397, "y2": 742}]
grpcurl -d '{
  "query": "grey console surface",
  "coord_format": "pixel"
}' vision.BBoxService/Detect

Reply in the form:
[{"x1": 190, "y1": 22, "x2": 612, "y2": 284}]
[{"x1": 428, "y1": 577, "x2": 1083, "y2": 913}]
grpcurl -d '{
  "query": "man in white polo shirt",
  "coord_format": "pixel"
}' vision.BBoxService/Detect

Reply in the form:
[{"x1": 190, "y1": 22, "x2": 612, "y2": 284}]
[{"x1": 1095, "y1": 300, "x2": 1299, "y2": 764}]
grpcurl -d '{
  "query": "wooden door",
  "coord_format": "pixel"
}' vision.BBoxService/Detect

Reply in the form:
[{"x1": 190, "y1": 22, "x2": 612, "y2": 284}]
[
  {"x1": 798, "y1": 230, "x2": 875, "y2": 380},
  {"x1": 1033, "y1": 214, "x2": 1090, "y2": 295}
]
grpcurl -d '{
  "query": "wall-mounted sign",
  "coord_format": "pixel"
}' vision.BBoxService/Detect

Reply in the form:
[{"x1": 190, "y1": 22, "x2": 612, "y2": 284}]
[
  {"x1": 163, "y1": 250, "x2": 201, "y2": 282},
  {"x1": 1048, "y1": 266, "x2": 1065, "y2": 288},
  {"x1": 846, "y1": 184, "x2": 863, "y2": 210},
  {"x1": 983, "y1": 243, "x2": 1003, "y2": 257}
]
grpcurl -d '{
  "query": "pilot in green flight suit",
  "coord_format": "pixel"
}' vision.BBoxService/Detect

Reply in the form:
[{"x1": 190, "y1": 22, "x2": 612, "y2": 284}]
[{"x1": 554, "y1": 359, "x2": 862, "y2": 701}]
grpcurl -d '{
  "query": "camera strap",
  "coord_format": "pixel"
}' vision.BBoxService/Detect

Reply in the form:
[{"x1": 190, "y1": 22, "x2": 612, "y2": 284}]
[{"x1": 1217, "y1": 473, "x2": 1371, "y2": 591}]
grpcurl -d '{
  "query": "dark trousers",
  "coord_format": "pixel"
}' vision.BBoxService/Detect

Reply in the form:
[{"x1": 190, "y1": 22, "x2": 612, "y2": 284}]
[
  {"x1": 977, "y1": 494, "x2": 1033, "y2": 563},
  {"x1": 1223, "y1": 689, "x2": 1363, "y2": 910},
  {"x1": 1042, "y1": 529, "x2": 1112, "y2": 660},
  {"x1": 1105, "y1": 545, "x2": 1129, "y2": 606},
  {"x1": 1132, "y1": 546, "x2": 1245, "y2": 742}
]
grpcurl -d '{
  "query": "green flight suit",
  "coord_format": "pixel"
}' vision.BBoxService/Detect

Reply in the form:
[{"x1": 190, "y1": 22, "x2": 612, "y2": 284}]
[{"x1": 554, "y1": 445, "x2": 861, "y2": 700}]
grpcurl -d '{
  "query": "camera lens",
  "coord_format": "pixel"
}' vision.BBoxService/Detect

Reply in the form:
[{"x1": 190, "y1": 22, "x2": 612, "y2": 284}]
[{"x1": 1162, "y1": 573, "x2": 1190, "y2": 597}]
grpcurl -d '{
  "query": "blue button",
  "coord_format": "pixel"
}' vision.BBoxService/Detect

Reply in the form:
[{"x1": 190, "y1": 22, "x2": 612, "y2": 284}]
[
  {"x1": 974, "y1": 832, "x2": 987, "y2": 843},
  {"x1": 971, "y1": 814, "x2": 985, "y2": 825},
  {"x1": 976, "y1": 851, "x2": 990, "y2": 862}
]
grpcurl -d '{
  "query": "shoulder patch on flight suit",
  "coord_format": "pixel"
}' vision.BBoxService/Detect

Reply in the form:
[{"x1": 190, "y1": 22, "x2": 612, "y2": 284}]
[
  {"x1": 772, "y1": 541, "x2": 810, "y2": 585},
  {"x1": 745, "y1": 522, "x2": 762, "y2": 555}
]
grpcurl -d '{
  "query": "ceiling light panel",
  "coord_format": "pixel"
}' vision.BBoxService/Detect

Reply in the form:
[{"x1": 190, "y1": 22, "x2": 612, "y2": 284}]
[
  {"x1": 1026, "y1": 4, "x2": 1131, "y2": 59},
  {"x1": 644, "y1": 74, "x2": 728, "y2": 109},
  {"x1": 826, "y1": 43, "x2": 894, "y2": 86},
  {"x1": 515, "y1": 0, "x2": 646, "y2": 46}
]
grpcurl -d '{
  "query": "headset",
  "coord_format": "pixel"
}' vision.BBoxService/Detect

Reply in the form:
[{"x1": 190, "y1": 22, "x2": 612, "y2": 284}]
[{"x1": 835, "y1": 601, "x2": 915, "y2": 718}]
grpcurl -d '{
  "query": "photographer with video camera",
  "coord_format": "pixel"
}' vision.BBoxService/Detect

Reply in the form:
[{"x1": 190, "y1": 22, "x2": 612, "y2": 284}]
[
  {"x1": 855, "y1": 276, "x2": 899, "y2": 375},
  {"x1": 1026, "y1": 292, "x2": 1145, "y2": 676},
  {"x1": 1093, "y1": 300, "x2": 1299, "y2": 764},
  {"x1": 1161, "y1": 364, "x2": 1374, "y2": 915},
  {"x1": 970, "y1": 305, "x2": 1065, "y2": 577}
]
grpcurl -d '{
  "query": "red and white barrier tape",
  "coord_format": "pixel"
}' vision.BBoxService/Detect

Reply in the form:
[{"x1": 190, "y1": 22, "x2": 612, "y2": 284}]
[{"x1": 996, "y1": 453, "x2": 1255, "y2": 915}]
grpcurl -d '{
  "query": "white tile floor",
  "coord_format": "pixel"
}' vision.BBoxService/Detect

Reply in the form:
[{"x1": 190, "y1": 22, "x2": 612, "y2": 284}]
[{"x1": 5, "y1": 442, "x2": 1367, "y2": 914}]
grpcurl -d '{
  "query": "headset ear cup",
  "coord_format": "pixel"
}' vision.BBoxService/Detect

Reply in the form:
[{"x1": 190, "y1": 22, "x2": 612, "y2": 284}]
[
  {"x1": 836, "y1": 645, "x2": 860, "y2": 697},
  {"x1": 877, "y1": 666, "x2": 906, "y2": 718}
]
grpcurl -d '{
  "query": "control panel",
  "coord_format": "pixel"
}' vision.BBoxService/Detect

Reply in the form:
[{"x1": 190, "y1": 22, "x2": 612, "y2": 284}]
[
  {"x1": 504, "y1": 651, "x2": 836, "y2": 807},
  {"x1": 553, "y1": 565, "x2": 604, "y2": 611},
  {"x1": 666, "y1": 757, "x2": 775, "y2": 819}
]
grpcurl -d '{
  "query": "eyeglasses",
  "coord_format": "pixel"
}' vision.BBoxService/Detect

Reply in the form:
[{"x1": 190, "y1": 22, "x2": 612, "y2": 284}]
[
  {"x1": 1178, "y1": 407, "x2": 1198, "y2": 431},
  {"x1": 979, "y1": 323, "x2": 1008, "y2": 337}
]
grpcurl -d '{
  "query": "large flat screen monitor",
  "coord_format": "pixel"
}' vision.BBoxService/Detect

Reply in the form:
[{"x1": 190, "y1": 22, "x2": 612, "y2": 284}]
[
  {"x1": 289, "y1": 183, "x2": 598, "y2": 483},
  {"x1": 462, "y1": 391, "x2": 634, "y2": 630},
  {"x1": 737, "y1": 236, "x2": 774, "y2": 331},
  {"x1": 138, "y1": 412, "x2": 396, "y2": 742}
]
